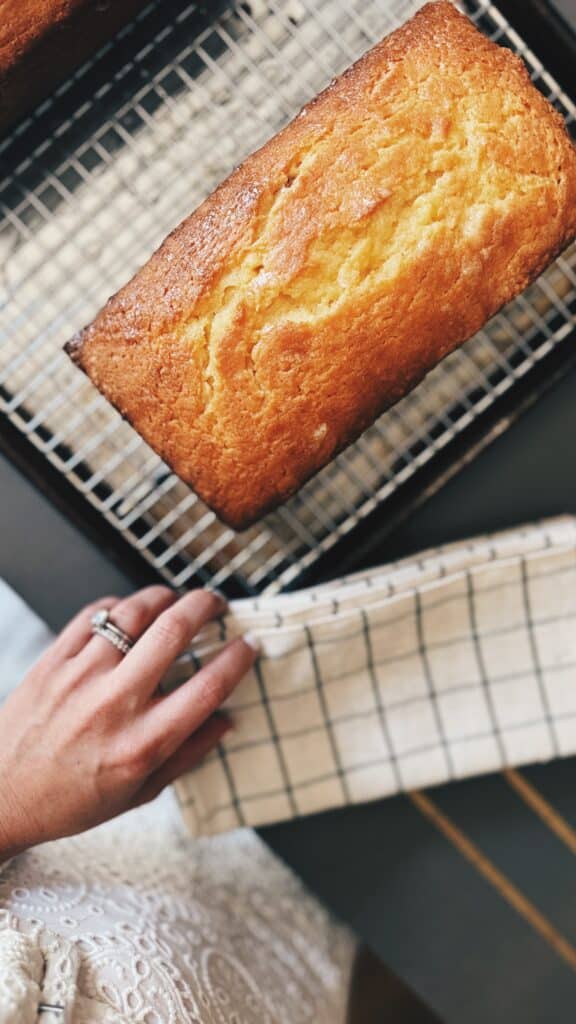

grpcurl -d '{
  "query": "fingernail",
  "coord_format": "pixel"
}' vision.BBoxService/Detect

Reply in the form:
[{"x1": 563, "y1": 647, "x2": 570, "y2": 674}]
[
  {"x1": 205, "y1": 586, "x2": 228, "y2": 609},
  {"x1": 243, "y1": 631, "x2": 261, "y2": 654}
]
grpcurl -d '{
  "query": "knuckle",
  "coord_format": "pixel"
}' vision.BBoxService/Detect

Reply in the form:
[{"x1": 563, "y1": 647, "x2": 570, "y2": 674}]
[
  {"x1": 132, "y1": 749, "x2": 160, "y2": 778},
  {"x1": 111, "y1": 600, "x2": 152, "y2": 638},
  {"x1": 90, "y1": 690, "x2": 120, "y2": 729},
  {"x1": 137, "y1": 738, "x2": 165, "y2": 775},
  {"x1": 196, "y1": 665, "x2": 228, "y2": 708},
  {"x1": 111, "y1": 737, "x2": 162, "y2": 780},
  {"x1": 93, "y1": 679, "x2": 141, "y2": 724},
  {"x1": 194, "y1": 643, "x2": 249, "y2": 708},
  {"x1": 110, "y1": 587, "x2": 175, "y2": 638},
  {"x1": 53, "y1": 661, "x2": 87, "y2": 698},
  {"x1": 151, "y1": 609, "x2": 190, "y2": 647}
]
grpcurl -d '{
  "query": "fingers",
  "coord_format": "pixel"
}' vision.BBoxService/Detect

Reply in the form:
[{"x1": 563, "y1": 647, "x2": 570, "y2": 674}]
[
  {"x1": 131, "y1": 715, "x2": 232, "y2": 807},
  {"x1": 79, "y1": 586, "x2": 177, "y2": 669},
  {"x1": 38, "y1": 596, "x2": 121, "y2": 666},
  {"x1": 117, "y1": 589, "x2": 228, "y2": 700},
  {"x1": 140, "y1": 635, "x2": 257, "y2": 760}
]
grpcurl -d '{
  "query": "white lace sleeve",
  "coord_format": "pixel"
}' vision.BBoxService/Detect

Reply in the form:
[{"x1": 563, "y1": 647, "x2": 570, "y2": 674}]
[{"x1": 0, "y1": 790, "x2": 355, "y2": 1023}]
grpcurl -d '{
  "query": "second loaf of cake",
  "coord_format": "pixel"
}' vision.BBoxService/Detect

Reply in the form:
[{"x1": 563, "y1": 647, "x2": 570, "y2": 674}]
[
  {"x1": 67, "y1": 2, "x2": 576, "y2": 529},
  {"x1": 0, "y1": 1, "x2": 146, "y2": 134}
]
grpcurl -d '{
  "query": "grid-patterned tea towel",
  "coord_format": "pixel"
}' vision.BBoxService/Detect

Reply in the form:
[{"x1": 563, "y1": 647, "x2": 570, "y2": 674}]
[{"x1": 175, "y1": 516, "x2": 576, "y2": 836}]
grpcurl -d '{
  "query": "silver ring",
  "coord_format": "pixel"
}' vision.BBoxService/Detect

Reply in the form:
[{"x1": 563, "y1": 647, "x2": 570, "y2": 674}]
[{"x1": 91, "y1": 609, "x2": 134, "y2": 656}]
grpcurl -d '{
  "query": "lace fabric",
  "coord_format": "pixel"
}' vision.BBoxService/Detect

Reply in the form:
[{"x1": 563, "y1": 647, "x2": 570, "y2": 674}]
[{"x1": 0, "y1": 790, "x2": 354, "y2": 1023}]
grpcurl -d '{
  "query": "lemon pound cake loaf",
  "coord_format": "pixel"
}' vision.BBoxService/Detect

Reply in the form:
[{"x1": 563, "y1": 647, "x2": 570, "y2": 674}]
[{"x1": 66, "y1": 1, "x2": 576, "y2": 530}]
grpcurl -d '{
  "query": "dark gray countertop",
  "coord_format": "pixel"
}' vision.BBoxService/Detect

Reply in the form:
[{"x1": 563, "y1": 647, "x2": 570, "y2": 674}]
[
  {"x1": 554, "y1": 0, "x2": 576, "y2": 22},
  {"x1": 2, "y1": 363, "x2": 576, "y2": 1022}
]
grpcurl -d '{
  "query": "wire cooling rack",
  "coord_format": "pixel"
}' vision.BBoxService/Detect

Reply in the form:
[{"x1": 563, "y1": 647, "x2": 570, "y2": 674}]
[{"x1": 0, "y1": 0, "x2": 575, "y2": 595}]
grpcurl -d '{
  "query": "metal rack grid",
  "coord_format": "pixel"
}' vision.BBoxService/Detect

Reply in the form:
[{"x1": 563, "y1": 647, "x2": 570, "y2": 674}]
[{"x1": 0, "y1": 0, "x2": 575, "y2": 595}]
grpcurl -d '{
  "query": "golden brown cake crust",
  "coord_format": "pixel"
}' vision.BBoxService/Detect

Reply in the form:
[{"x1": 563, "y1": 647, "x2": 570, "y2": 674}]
[{"x1": 67, "y1": 1, "x2": 576, "y2": 530}]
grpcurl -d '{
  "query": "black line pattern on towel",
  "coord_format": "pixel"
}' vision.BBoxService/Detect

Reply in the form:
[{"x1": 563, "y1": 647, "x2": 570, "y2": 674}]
[
  {"x1": 207, "y1": 674, "x2": 576, "y2": 759},
  {"x1": 414, "y1": 590, "x2": 455, "y2": 779},
  {"x1": 465, "y1": 569, "x2": 507, "y2": 766},
  {"x1": 361, "y1": 607, "x2": 403, "y2": 790},
  {"x1": 217, "y1": 748, "x2": 246, "y2": 829},
  {"x1": 227, "y1": 657, "x2": 576, "y2": 719},
  {"x1": 174, "y1": 529, "x2": 576, "y2": 831},
  {"x1": 253, "y1": 658, "x2": 299, "y2": 818},
  {"x1": 304, "y1": 624, "x2": 351, "y2": 803},
  {"x1": 213, "y1": 614, "x2": 246, "y2": 828},
  {"x1": 218, "y1": 604, "x2": 575, "y2": 678},
  {"x1": 182, "y1": 709, "x2": 576, "y2": 827},
  {"x1": 230, "y1": 568, "x2": 576, "y2": 663},
  {"x1": 520, "y1": 556, "x2": 560, "y2": 758},
  {"x1": 227, "y1": 557, "x2": 575, "y2": 645}
]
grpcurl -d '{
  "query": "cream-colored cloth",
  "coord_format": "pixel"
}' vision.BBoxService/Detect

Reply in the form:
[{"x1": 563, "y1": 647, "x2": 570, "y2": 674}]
[
  {"x1": 0, "y1": 809, "x2": 353, "y2": 1024},
  {"x1": 175, "y1": 516, "x2": 576, "y2": 836}
]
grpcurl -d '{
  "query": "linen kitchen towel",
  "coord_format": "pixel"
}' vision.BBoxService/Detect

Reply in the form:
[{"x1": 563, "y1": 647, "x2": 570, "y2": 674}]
[{"x1": 174, "y1": 516, "x2": 576, "y2": 836}]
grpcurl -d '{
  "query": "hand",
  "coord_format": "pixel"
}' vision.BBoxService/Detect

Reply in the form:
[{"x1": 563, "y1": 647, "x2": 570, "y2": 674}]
[{"x1": 0, "y1": 586, "x2": 256, "y2": 860}]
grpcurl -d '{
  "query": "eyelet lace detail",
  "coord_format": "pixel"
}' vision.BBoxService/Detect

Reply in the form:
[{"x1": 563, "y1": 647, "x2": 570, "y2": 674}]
[{"x1": 0, "y1": 791, "x2": 354, "y2": 1022}]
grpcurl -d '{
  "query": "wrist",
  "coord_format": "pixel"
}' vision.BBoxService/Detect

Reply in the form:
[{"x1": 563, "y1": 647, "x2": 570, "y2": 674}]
[
  {"x1": 0, "y1": 834, "x2": 26, "y2": 866},
  {"x1": 0, "y1": 829, "x2": 27, "y2": 865},
  {"x1": 0, "y1": 772, "x2": 31, "y2": 862}
]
